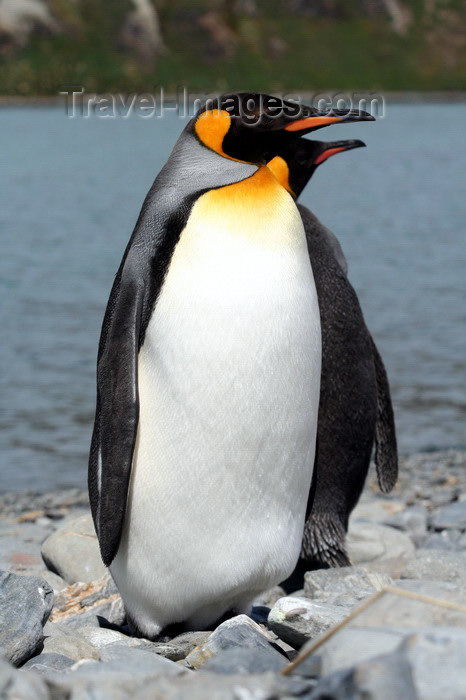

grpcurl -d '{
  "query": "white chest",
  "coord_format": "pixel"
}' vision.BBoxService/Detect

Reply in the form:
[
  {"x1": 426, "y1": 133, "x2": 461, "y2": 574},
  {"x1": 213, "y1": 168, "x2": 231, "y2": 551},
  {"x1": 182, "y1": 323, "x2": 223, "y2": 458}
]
[{"x1": 111, "y1": 180, "x2": 322, "y2": 636}]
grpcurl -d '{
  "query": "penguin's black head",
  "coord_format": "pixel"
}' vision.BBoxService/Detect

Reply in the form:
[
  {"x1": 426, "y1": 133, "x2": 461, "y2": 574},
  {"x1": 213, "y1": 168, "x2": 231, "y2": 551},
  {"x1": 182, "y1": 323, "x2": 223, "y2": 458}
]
[
  {"x1": 191, "y1": 93, "x2": 373, "y2": 165},
  {"x1": 268, "y1": 138, "x2": 366, "y2": 199}
]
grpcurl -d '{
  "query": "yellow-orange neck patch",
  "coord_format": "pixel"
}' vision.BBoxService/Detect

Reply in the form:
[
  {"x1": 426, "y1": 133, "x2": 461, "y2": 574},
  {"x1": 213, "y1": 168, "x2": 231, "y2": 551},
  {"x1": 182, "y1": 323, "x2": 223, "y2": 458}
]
[
  {"x1": 267, "y1": 156, "x2": 295, "y2": 197},
  {"x1": 194, "y1": 109, "x2": 231, "y2": 158}
]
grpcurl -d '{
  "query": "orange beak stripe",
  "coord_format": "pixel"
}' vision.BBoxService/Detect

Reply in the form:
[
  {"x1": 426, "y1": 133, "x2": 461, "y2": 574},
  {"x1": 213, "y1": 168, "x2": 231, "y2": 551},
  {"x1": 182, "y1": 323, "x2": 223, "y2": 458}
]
[
  {"x1": 284, "y1": 116, "x2": 343, "y2": 132},
  {"x1": 314, "y1": 146, "x2": 347, "y2": 165}
]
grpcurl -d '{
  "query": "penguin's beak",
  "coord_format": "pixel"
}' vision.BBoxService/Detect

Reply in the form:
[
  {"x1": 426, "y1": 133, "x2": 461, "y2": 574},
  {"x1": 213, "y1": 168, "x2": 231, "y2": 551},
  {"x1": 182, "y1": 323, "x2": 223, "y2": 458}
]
[
  {"x1": 284, "y1": 109, "x2": 375, "y2": 134},
  {"x1": 313, "y1": 139, "x2": 366, "y2": 165}
]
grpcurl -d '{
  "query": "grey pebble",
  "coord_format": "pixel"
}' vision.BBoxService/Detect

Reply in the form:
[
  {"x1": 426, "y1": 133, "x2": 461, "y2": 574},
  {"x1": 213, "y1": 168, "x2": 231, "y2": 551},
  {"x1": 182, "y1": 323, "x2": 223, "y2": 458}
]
[
  {"x1": 58, "y1": 612, "x2": 101, "y2": 631},
  {"x1": 22, "y1": 651, "x2": 75, "y2": 672},
  {"x1": 347, "y1": 521, "x2": 415, "y2": 564},
  {"x1": 430, "y1": 500, "x2": 466, "y2": 531},
  {"x1": 43, "y1": 632, "x2": 100, "y2": 661},
  {"x1": 304, "y1": 566, "x2": 392, "y2": 606},
  {"x1": 184, "y1": 614, "x2": 281, "y2": 669},
  {"x1": 133, "y1": 671, "x2": 314, "y2": 700},
  {"x1": 423, "y1": 530, "x2": 462, "y2": 550},
  {"x1": 401, "y1": 627, "x2": 466, "y2": 700},
  {"x1": 306, "y1": 626, "x2": 410, "y2": 675},
  {"x1": 308, "y1": 649, "x2": 418, "y2": 700},
  {"x1": 98, "y1": 642, "x2": 185, "y2": 676},
  {"x1": 384, "y1": 505, "x2": 428, "y2": 544},
  {"x1": 268, "y1": 596, "x2": 348, "y2": 649},
  {"x1": 50, "y1": 574, "x2": 125, "y2": 628},
  {"x1": 78, "y1": 625, "x2": 136, "y2": 649},
  {"x1": 0, "y1": 656, "x2": 49, "y2": 699},
  {"x1": 200, "y1": 645, "x2": 287, "y2": 674},
  {"x1": 0, "y1": 570, "x2": 53, "y2": 666},
  {"x1": 400, "y1": 548, "x2": 466, "y2": 583},
  {"x1": 41, "y1": 512, "x2": 107, "y2": 584}
]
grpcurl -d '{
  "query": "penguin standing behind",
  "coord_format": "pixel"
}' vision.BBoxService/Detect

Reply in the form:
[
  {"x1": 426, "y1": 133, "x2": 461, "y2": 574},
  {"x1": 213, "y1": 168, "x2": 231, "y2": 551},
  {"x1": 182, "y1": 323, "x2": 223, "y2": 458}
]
[
  {"x1": 88, "y1": 94, "x2": 374, "y2": 638},
  {"x1": 268, "y1": 139, "x2": 398, "y2": 573}
]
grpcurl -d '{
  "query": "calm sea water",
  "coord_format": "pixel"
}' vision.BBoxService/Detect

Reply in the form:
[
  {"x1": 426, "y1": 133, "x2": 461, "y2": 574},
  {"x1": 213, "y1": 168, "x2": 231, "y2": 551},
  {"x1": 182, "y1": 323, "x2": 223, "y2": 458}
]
[{"x1": 1, "y1": 103, "x2": 465, "y2": 491}]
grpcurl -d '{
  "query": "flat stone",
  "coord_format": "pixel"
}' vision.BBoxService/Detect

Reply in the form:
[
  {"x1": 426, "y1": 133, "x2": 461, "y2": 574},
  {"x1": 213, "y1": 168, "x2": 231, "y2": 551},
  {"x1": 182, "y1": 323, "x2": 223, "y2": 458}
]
[
  {"x1": 41, "y1": 512, "x2": 106, "y2": 583},
  {"x1": 430, "y1": 500, "x2": 466, "y2": 531},
  {"x1": 0, "y1": 570, "x2": 53, "y2": 666},
  {"x1": 394, "y1": 578, "x2": 466, "y2": 603},
  {"x1": 184, "y1": 614, "x2": 280, "y2": 669},
  {"x1": 44, "y1": 651, "x2": 187, "y2": 700},
  {"x1": 268, "y1": 596, "x2": 348, "y2": 649},
  {"x1": 304, "y1": 626, "x2": 410, "y2": 675},
  {"x1": 133, "y1": 671, "x2": 314, "y2": 700},
  {"x1": 49, "y1": 573, "x2": 125, "y2": 627},
  {"x1": 350, "y1": 499, "x2": 406, "y2": 523},
  {"x1": 401, "y1": 627, "x2": 466, "y2": 700},
  {"x1": 423, "y1": 530, "x2": 462, "y2": 550},
  {"x1": 59, "y1": 612, "x2": 102, "y2": 631},
  {"x1": 43, "y1": 633, "x2": 100, "y2": 661},
  {"x1": 0, "y1": 656, "x2": 49, "y2": 699},
  {"x1": 384, "y1": 505, "x2": 428, "y2": 544},
  {"x1": 352, "y1": 583, "x2": 466, "y2": 628},
  {"x1": 79, "y1": 626, "x2": 136, "y2": 649},
  {"x1": 200, "y1": 645, "x2": 287, "y2": 674},
  {"x1": 77, "y1": 627, "x2": 186, "y2": 661},
  {"x1": 304, "y1": 566, "x2": 392, "y2": 606},
  {"x1": 22, "y1": 652, "x2": 75, "y2": 672},
  {"x1": 360, "y1": 557, "x2": 415, "y2": 579},
  {"x1": 347, "y1": 521, "x2": 415, "y2": 564},
  {"x1": 308, "y1": 649, "x2": 418, "y2": 700},
  {"x1": 98, "y1": 642, "x2": 184, "y2": 675},
  {"x1": 400, "y1": 548, "x2": 466, "y2": 583}
]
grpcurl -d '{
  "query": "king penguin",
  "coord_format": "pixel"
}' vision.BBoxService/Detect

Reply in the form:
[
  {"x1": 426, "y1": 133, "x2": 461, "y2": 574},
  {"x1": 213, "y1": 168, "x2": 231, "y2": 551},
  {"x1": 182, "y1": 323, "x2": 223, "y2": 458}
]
[
  {"x1": 88, "y1": 93, "x2": 374, "y2": 638},
  {"x1": 267, "y1": 138, "x2": 398, "y2": 574}
]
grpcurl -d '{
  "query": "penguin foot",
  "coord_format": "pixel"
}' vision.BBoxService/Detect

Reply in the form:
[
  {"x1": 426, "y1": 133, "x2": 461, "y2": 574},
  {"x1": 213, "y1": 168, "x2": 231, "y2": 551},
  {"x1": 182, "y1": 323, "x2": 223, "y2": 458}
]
[
  {"x1": 125, "y1": 612, "x2": 173, "y2": 641},
  {"x1": 300, "y1": 513, "x2": 351, "y2": 570}
]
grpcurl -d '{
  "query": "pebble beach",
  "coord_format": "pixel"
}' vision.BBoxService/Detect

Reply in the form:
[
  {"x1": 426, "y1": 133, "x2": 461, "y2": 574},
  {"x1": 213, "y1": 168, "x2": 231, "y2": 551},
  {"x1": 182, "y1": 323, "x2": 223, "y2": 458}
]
[{"x1": 1, "y1": 449, "x2": 466, "y2": 698}]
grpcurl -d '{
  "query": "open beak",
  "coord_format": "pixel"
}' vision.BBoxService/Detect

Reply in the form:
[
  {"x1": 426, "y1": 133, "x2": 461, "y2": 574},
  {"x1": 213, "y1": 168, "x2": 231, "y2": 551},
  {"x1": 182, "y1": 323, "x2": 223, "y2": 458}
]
[
  {"x1": 313, "y1": 139, "x2": 366, "y2": 165},
  {"x1": 284, "y1": 109, "x2": 375, "y2": 133}
]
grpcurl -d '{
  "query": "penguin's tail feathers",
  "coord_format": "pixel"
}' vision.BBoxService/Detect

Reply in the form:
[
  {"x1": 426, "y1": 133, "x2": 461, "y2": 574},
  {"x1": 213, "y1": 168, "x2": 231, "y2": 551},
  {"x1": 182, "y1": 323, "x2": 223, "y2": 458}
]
[
  {"x1": 301, "y1": 513, "x2": 351, "y2": 569},
  {"x1": 371, "y1": 335, "x2": 398, "y2": 494}
]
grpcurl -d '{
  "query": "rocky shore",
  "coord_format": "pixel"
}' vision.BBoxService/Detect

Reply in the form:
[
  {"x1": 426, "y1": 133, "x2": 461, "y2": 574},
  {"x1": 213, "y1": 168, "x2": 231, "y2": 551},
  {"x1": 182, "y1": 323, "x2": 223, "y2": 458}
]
[{"x1": 1, "y1": 449, "x2": 466, "y2": 699}]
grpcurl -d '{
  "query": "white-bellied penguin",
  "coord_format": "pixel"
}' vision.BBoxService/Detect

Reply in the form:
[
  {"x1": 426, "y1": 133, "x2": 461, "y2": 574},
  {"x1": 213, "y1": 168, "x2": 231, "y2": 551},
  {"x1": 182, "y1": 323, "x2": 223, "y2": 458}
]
[
  {"x1": 88, "y1": 93, "x2": 374, "y2": 638},
  {"x1": 267, "y1": 138, "x2": 398, "y2": 577}
]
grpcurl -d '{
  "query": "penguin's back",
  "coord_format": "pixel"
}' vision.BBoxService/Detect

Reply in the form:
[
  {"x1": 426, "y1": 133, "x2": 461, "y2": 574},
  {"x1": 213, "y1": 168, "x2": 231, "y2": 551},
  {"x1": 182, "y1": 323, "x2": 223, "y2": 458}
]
[{"x1": 110, "y1": 168, "x2": 321, "y2": 637}]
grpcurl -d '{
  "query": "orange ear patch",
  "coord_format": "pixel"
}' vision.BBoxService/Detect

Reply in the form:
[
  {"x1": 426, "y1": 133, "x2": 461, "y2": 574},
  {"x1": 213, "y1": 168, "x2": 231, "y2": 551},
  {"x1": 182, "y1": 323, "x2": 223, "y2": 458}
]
[
  {"x1": 194, "y1": 109, "x2": 231, "y2": 157},
  {"x1": 267, "y1": 156, "x2": 295, "y2": 196}
]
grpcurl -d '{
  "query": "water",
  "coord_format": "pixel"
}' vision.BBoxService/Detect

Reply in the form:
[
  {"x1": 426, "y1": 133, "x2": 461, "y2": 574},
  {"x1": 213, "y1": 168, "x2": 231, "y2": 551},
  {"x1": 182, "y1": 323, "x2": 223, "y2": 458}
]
[{"x1": 1, "y1": 103, "x2": 465, "y2": 491}]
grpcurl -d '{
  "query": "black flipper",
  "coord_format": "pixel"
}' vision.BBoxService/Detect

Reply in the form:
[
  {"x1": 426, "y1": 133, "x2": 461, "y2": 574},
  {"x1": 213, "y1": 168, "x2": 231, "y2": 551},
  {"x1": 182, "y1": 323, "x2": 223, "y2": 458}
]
[
  {"x1": 89, "y1": 250, "x2": 144, "y2": 566},
  {"x1": 370, "y1": 335, "x2": 398, "y2": 493},
  {"x1": 88, "y1": 130, "x2": 259, "y2": 568}
]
